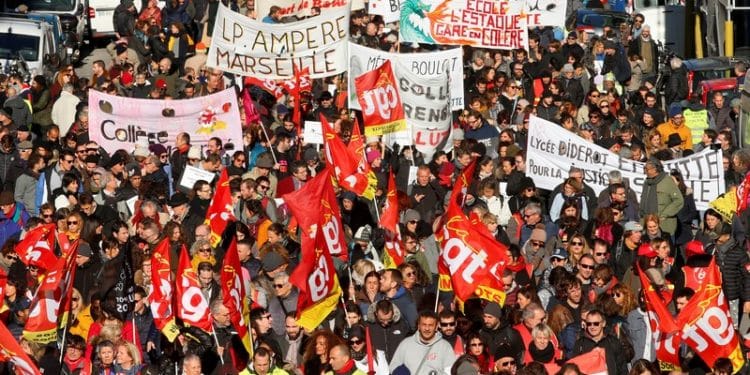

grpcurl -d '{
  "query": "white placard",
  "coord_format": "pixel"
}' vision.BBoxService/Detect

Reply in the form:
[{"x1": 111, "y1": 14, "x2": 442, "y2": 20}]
[
  {"x1": 303, "y1": 121, "x2": 324, "y2": 144},
  {"x1": 179, "y1": 165, "x2": 217, "y2": 190}
]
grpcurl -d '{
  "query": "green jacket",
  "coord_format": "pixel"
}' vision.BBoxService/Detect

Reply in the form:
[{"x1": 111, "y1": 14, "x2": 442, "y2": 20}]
[{"x1": 640, "y1": 172, "x2": 684, "y2": 235}]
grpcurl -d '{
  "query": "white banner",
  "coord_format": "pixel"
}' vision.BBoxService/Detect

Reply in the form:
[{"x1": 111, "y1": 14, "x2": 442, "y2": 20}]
[
  {"x1": 256, "y1": 0, "x2": 363, "y2": 21},
  {"x1": 511, "y1": 0, "x2": 567, "y2": 27},
  {"x1": 88, "y1": 88, "x2": 243, "y2": 154},
  {"x1": 382, "y1": 62, "x2": 451, "y2": 161},
  {"x1": 369, "y1": 0, "x2": 399, "y2": 23},
  {"x1": 348, "y1": 42, "x2": 463, "y2": 110},
  {"x1": 208, "y1": 4, "x2": 349, "y2": 79},
  {"x1": 527, "y1": 116, "x2": 725, "y2": 210}
]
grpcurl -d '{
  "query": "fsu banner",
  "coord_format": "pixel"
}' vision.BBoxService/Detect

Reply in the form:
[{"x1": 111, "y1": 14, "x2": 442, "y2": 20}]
[
  {"x1": 208, "y1": 4, "x2": 349, "y2": 79},
  {"x1": 15, "y1": 224, "x2": 57, "y2": 270},
  {"x1": 23, "y1": 241, "x2": 78, "y2": 343},
  {"x1": 355, "y1": 60, "x2": 407, "y2": 136},
  {"x1": 89, "y1": 88, "x2": 243, "y2": 153},
  {"x1": 641, "y1": 260, "x2": 745, "y2": 372},
  {"x1": 283, "y1": 168, "x2": 348, "y2": 260},
  {"x1": 176, "y1": 246, "x2": 213, "y2": 333},
  {"x1": 205, "y1": 169, "x2": 236, "y2": 247},
  {"x1": 0, "y1": 321, "x2": 41, "y2": 374},
  {"x1": 221, "y1": 239, "x2": 253, "y2": 355},
  {"x1": 149, "y1": 238, "x2": 180, "y2": 342},
  {"x1": 290, "y1": 224, "x2": 342, "y2": 331},
  {"x1": 321, "y1": 117, "x2": 376, "y2": 200}
]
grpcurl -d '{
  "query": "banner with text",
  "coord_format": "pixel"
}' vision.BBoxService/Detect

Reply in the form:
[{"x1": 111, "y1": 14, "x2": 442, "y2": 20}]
[
  {"x1": 512, "y1": 0, "x2": 567, "y2": 27},
  {"x1": 256, "y1": 0, "x2": 363, "y2": 21},
  {"x1": 399, "y1": 0, "x2": 529, "y2": 49},
  {"x1": 382, "y1": 61, "x2": 452, "y2": 161},
  {"x1": 527, "y1": 116, "x2": 724, "y2": 210},
  {"x1": 369, "y1": 0, "x2": 400, "y2": 23},
  {"x1": 89, "y1": 89, "x2": 242, "y2": 153},
  {"x1": 355, "y1": 60, "x2": 407, "y2": 136},
  {"x1": 348, "y1": 42, "x2": 463, "y2": 110},
  {"x1": 208, "y1": 4, "x2": 349, "y2": 79}
]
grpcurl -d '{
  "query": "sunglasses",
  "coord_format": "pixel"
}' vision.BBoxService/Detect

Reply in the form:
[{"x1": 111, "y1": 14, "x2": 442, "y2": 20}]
[
  {"x1": 500, "y1": 360, "x2": 516, "y2": 366},
  {"x1": 72, "y1": 297, "x2": 80, "y2": 302},
  {"x1": 571, "y1": 241, "x2": 584, "y2": 246},
  {"x1": 595, "y1": 252, "x2": 607, "y2": 256},
  {"x1": 42, "y1": 214, "x2": 53, "y2": 218},
  {"x1": 349, "y1": 339, "x2": 363, "y2": 345},
  {"x1": 258, "y1": 185, "x2": 270, "y2": 190},
  {"x1": 408, "y1": 220, "x2": 418, "y2": 224},
  {"x1": 273, "y1": 284, "x2": 285, "y2": 289},
  {"x1": 470, "y1": 343, "x2": 483, "y2": 347},
  {"x1": 585, "y1": 321, "x2": 602, "y2": 327},
  {"x1": 440, "y1": 322, "x2": 456, "y2": 327},
  {"x1": 199, "y1": 248, "x2": 211, "y2": 253},
  {"x1": 67, "y1": 221, "x2": 79, "y2": 225},
  {"x1": 531, "y1": 241, "x2": 545, "y2": 247},
  {"x1": 579, "y1": 264, "x2": 594, "y2": 270}
]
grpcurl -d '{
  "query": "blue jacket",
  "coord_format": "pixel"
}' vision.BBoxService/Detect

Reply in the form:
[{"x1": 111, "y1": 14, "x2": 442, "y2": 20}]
[{"x1": 0, "y1": 202, "x2": 30, "y2": 249}]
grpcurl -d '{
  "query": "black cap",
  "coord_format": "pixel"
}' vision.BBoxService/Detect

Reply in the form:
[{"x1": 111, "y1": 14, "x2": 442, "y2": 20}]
[{"x1": 168, "y1": 192, "x2": 189, "y2": 207}]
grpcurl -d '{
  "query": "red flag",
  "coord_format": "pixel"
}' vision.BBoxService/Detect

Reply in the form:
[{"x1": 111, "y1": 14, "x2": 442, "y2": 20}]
[
  {"x1": 451, "y1": 158, "x2": 477, "y2": 207},
  {"x1": 289, "y1": 223, "x2": 341, "y2": 331},
  {"x1": 365, "y1": 326, "x2": 375, "y2": 374},
  {"x1": 176, "y1": 246, "x2": 213, "y2": 332},
  {"x1": 674, "y1": 259, "x2": 745, "y2": 372},
  {"x1": 0, "y1": 320, "x2": 41, "y2": 374},
  {"x1": 354, "y1": 60, "x2": 407, "y2": 136},
  {"x1": 23, "y1": 240, "x2": 78, "y2": 343},
  {"x1": 243, "y1": 76, "x2": 285, "y2": 99},
  {"x1": 221, "y1": 239, "x2": 252, "y2": 355},
  {"x1": 15, "y1": 224, "x2": 57, "y2": 270},
  {"x1": 0, "y1": 269, "x2": 6, "y2": 313},
  {"x1": 283, "y1": 168, "x2": 348, "y2": 260},
  {"x1": 566, "y1": 347, "x2": 607, "y2": 375},
  {"x1": 436, "y1": 194, "x2": 508, "y2": 302},
  {"x1": 638, "y1": 265, "x2": 680, "y2": 333},
  {"x1": 290, "y1": 64, "x2": 310, "y2": 131},
  {"x1": 242, "y1": 88, "x2": 261, "y2": 126},
  {"x1": 321, "y1": 116, "x2": 376, "y2": 200},
  {"x1": 149, "y1": 238, "x2": 180, "y2": 342},
  {"x1": 380, "y1": 169, "x2": 404, "y2": 268},
  {"x1": 205, "y1": 169, "x2": 235, "y2": 247}
]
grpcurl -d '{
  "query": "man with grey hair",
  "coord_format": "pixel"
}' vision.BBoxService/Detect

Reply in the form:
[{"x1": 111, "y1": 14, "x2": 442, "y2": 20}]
[
  {"x1": 640, "y1": 158, "x2": 684, "y2": 235},
  {"x1": 268, "y1": 271, "x2": 298, "y2": 336},
  {"x1": 182, "y1": 354, "x2": 202, "y2": 375},
  {"x1": 142, "y1": 154, "x2": 169, "y2": 186},
  {"x1": 628, "y1": 24, "x2": 658, "y2": 78},
  {"x1": 597, "y1": 170, "x2": 640, "y2": 221},
  {"x1": 51, "y1": 83, "x2": 80, "y2": 136},
  {"x1": 666, "y1": 56, "x2": 688, "y2": 105},
  {"x1": 513, "y1": 303, "x2": 548, "y2": 358}
]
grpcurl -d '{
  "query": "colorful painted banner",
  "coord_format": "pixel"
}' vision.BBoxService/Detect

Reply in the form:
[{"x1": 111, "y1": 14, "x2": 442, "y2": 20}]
[
  {"x1": 526, "y1": 116, "x2": 725, "y2": 210},
  {"x1": 88, "y1": 88, "x2": 242, "y2": 153},
  {"x1": 208, "y1": 4, "x2": 349, "y2": 79},
  {"x1": 348, "y1": 42, "x2": 464, "y2": 110},
  {"x1": 256, "y1": 0, "x2": 363, "y2": 21},
  {"x1": 355, "y1": 60, "x2": 407, "y2": 136},
  {"x1": 399, "y1": 0, "x2": 529, "y2": 49}
]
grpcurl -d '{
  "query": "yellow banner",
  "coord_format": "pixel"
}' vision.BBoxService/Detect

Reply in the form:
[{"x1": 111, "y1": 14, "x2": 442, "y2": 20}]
[
  {"x1": 161, "y1": 318, "x2": 181, "y2": 342},
  {"x1": 364, "y1": 119, "x2": 407, "y2": 136}
]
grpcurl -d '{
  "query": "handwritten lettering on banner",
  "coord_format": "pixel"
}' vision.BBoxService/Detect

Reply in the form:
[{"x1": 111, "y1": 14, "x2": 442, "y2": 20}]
[
  {"x1": 526, "y1": 116, "x2": 725, "y2": 210},
  {"x1": 208, "y1": 4, "x2": 349, "y2": 79},
  {"x1": 256, "y1": 0, "x2": 363, "y2": 21},
  {"x1": 348, "y1": 42, "x2": 464, "y2": 110},
  {"x1": 88, "y1": 89, "x2": 243, "y2": 153},
  {"x1": 399, "y1": 0, "x2": 529, "y2": 49}
]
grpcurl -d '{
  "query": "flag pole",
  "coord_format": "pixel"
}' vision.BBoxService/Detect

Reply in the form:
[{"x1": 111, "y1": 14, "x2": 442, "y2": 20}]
[
  {"x1": 434, "y1": 285, "x2": 441, "y2": 313},
  {"x1": 59, "y1": 326, "x2": 69, "y2": 363},
  {"x1": 259, "y1": 124, "x2": 279, "y2": 164},
  {"x1": 212, "y1": 328, "x2": 226, "y2": 364}
]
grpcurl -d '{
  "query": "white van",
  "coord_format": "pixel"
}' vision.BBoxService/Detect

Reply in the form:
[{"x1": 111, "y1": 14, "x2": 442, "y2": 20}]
[
  {"x1": 87, "y1": 0, "x2": 142, "y2": 39},
  {"x1": 0, "y1": 16, "x2": 58, "y2": 78}
]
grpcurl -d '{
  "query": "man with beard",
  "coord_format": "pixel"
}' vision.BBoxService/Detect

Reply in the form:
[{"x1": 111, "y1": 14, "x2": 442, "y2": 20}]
[
  {"x1": 611, "y1": 221, "x2": 643, "y2": 280},
  {"x1": 438, "y1": 310, "x2": 463, "y2": 355},
  {"x1": 277, "y1": 313, "x2": 305, "y2": 368},
  {"x1": 640, "y1": 158, "x2": 684, "y2": 236},
  {"x1": 275, "y1": 160, "x2": 307, "y2": 198},
  {"x1": 480, "y1": 302, "x2": 524, "y2": 364}
]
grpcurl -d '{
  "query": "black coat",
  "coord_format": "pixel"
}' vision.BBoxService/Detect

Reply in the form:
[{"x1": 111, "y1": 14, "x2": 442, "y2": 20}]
[
  {"x1": 666, "y1": 66, "x2": 689, "y2": 106},
  {"x1": 113, "y1": 4, "x2": 136, "y2": 37},
  {"x1": 712, "y1": 238, "x2": 750, "y2": 301},
  {"x1": 572, "y1": 334, "x2": 629, "y2": 375}
]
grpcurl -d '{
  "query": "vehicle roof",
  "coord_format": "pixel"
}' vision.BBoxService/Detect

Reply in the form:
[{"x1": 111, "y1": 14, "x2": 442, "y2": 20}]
[
  {"x1": 0, "y1": 15, "x2": 49, "y2": 33},
  {"x1": 699, "y1": 78, "x2": 738, "y2": 90},
  {"x1": 682, "y1": 57, "x2": 734, "y2": 71}
]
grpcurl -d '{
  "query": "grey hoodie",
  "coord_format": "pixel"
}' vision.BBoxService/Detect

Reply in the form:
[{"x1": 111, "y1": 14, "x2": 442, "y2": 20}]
[{"x1": 389, "y1": 330, "x2": 456, "y2": 375}]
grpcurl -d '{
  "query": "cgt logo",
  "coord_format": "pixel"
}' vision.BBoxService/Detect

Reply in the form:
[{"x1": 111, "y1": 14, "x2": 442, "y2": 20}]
[
  {"x1": 441, "y1": 237, "x2": 488, "y2": 283},
  {"x1": 360, "y1": 84, "x2": 400, "y2": 121},
  {"x1": 309, "y1": 253, "x2": 331, "y2": 301}
]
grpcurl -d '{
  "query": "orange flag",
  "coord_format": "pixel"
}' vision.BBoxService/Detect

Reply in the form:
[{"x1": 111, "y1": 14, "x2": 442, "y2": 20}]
[
  {"x1": 321, "y1": 116, "x2": 376, "y2": 200},
  {"x1": 149, "y1": 238, "x2": 180, "y2": 341},
  {"x1": 205, "y1": 169, "x2": 235, "y2": 247},
  {"x1": 176, "y1": 246, "x2": 213, "y2": 333},
  {"x1": 221, "y1": 239, "x2": 252, "y2": 355}
]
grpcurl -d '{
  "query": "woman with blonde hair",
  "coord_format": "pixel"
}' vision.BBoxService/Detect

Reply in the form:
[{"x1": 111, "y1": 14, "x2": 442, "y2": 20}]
[
  {"x1": 114, "y1": 341, "x2": 142, "y2": 375},
  {"x1": 645, "y1": 128, "x2": 664, "y2": 158},
  {"x1": 189, "y1": 239, "x2": 216, "y2": 270},
  {"x1": 64, "y1": 211, "x2": 85, "y2": 242},
  {"x1": 68, "y1": 288, "x2": 94, "y2": 340},
  {"x1": 612, "y1": 283, "x2": 638, "y2": 317},
  {"x1": 566, "y1": 233, "x2": 591, "y2": 266}
]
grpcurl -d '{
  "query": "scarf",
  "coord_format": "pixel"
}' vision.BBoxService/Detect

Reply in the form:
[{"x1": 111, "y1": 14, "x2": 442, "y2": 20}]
[
  {"x1": 64, "y1": 355, "x2": 86, "y2": 371},
  {"x1": 529, "y1": 342, "x2": 555, "y2": 363},
  {"x1": 334, "y1": 359, "x2": 356, "y2": 374},
  {"x1": 507, "y1": 256, "x2": 528, "y2": 273},
  {"x1": 596, "y1": 223, "x2": 614, "y2": 245}
]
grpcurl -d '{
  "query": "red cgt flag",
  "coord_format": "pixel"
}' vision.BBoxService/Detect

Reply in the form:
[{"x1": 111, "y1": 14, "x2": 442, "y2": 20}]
[
  {"x1": 283, "y1": 168, "x2": 348, "y2": 260},
  {"x1": 321, "y1": 116, "x2": 376, "y2": 200},
  {"x1": 15, "y1": 224, "x2": 57, "y2": 271},
  {"x1": 221, "y1": 238, "x2": 252, "y2": 355},
  {"x1": 149, "y1": 238, "x2": 180, "y2": 342},
  {"x1": 289, "y1": 223, "x2": 342, "y2": 331},
  {"x1": 0, "y1": 320, "x2": 41, "y2": 374},
  {"x1": 23, "y1": 240, "x2": 78, "y2": 343},
  {"x1": 354, "y1": 60, "x2": 407, "y2": 136},
  {"x1": 380, "y1": 169, "x2": 404, "y2": 268},
  {"x1": 205, "y1": 169, "x2": 235, "y2": 247},
  {"x1": 176, "y1": 246, "x2": 213, "y2": 333}
]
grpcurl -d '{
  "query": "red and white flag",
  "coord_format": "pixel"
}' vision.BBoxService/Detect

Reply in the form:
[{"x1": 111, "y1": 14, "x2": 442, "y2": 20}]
[
  {"x1": 221, "y1": 238, "x2": 252, "y2": 355},
  {"x1": 0, "y1": 320, "x2": 41, "y2": 374},
  {"x1": 321, "y1": 116, "x2": 376, "y2": 200},
  {"x1": 380, "y1": 169, "x2": 404, "y2": 268},
  {"x1": 15, "y1": 224, "x2": 57, "y2": 271},
  {"x1": 205, "y1": 169, "x2": 235, "y2": 247},
  {"x1": 355, "y1": 60, "x2": 406, "y2": 136},
  {"x1": 176, "y1": 246, "x2": 213, "y2": 333},
  {"x1": 149, "y1": 238, "x2": 180, "y2": 341}
]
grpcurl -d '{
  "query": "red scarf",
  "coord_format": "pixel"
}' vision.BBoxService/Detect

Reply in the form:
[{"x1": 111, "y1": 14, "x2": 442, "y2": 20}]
[
  {"x1": 335, "y1": 359, "x2": 356, "y2": 374},
  {"x1": 737, "y1": 171, "x2": 750, "y2": 214}
]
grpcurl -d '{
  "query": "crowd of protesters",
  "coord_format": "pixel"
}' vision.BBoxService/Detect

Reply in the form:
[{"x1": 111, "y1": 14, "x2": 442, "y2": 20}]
[{"x1": 0, "y1": 0, "x2": 749, "y2": 374}]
